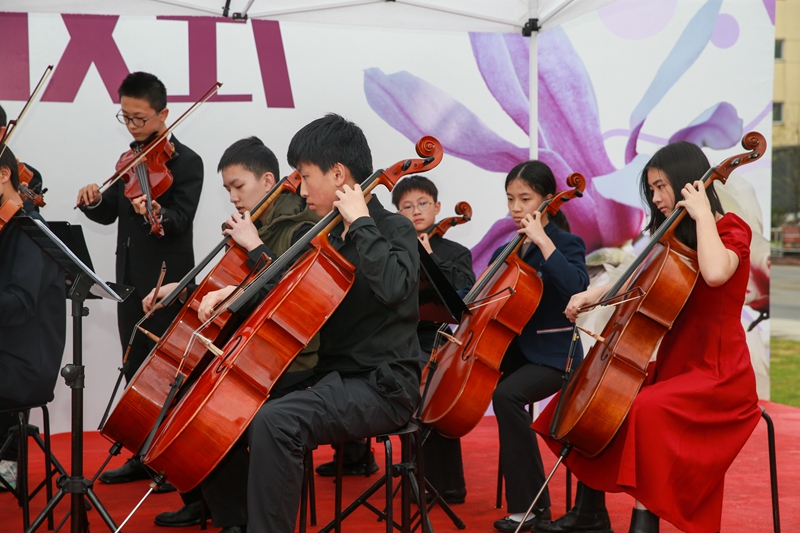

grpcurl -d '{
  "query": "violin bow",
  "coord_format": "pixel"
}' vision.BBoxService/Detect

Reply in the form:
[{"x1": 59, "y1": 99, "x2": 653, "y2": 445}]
[
  {"x1": 90, "y1": 82, "x2": 223, "y2": 199},
  {"x1": 0, "y1": 66, "x2": 54, "y2": 159}
]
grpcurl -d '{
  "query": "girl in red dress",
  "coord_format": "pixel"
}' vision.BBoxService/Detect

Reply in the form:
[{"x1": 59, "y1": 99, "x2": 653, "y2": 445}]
[{"x1": 532, "y1": 142, "x2": 762, "y2": 533}]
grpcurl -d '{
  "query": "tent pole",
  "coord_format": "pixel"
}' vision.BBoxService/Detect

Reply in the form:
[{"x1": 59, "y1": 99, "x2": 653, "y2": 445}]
[{"x1": 529, "y1": 1, "x2": 540, "y2": 160}]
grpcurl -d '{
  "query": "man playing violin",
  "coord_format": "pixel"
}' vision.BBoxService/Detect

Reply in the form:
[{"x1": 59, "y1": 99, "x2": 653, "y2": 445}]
[
  {"x1": 142, "y1": 136, "x2": 319, "y2": 532},
  {"x1": 0, "y1": 146, "x2": 65, "y2": 491},
  {"x1": 76, "y1": 71, "x2": 204, "y2": 490}
]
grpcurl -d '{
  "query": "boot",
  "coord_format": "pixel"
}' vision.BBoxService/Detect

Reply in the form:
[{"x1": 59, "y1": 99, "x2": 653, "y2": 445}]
[
  {"x1": 628, "y1": 509, "x2": 658, "y2": 533},
  {"x1": 533, "y1": 482, "x2": 613, "y2": 533}
]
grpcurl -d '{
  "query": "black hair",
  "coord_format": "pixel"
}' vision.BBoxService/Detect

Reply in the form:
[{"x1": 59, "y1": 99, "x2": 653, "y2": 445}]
[
  {"x1": 117, "y1": 72, "x2": 167, "y2": 112},
  {"x1": 639, "y1": 141, "x2": 723, "y2": 251},
  {"x1": 0, "y1": 104, "x2": 6, "y2": 127},
  {"x1": 0, "y1": 146, "x2": 20, "y2": 191},
  {"x1": 217, "y1": 136, "x2": 280, "y2": 179},
  {"x1": 287, "y1": 114, "x2": 372, "y2": 183},
  {"x1": 505, "y1": 160, "x2": 570, "y2": 232},
  {"x1": 391, "y1": 174, "x2": 438, "y2": 208}
]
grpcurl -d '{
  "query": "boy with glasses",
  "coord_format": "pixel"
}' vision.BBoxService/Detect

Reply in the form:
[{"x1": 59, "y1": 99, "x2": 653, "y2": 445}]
[{"x1": 76, "y1": 72, "x2": 204, "y2": 499}]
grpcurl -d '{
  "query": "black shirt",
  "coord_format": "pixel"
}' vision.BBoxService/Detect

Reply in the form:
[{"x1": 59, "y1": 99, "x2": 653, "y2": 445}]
[
  {"x1": 315, "y1": 196, "x2": 421, "y2": 403},
  {"x1": 0, "y1": 210, "x2": 66, "y2": 406},
  {"x1": 418, "y1": 234, "x2": 474, "y2": 356}
]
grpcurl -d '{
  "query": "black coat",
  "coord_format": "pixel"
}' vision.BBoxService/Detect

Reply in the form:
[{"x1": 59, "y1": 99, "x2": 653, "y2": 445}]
[
  {"x1": 79, "y1": 135, "x2": 204, "y2": 297},
  {"x1": 0, "y1": 211, "x2": 66, "y2": 406}
]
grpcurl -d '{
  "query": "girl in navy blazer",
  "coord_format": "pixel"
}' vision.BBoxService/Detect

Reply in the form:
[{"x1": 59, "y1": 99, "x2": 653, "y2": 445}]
[{"x1": 492, "y1": 161, "x2": 589, "y2": 533}]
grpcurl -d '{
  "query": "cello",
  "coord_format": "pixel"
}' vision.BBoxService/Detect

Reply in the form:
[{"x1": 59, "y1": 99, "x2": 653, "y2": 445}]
[
  {"x1": 419, "y1": 173, "x2": 586, "y2": 439},
  {"x1": 141, "y1": 137, "x2": 444, "y2": 492},
  {"x1": 549, "y1": 131, "x2": 766, "y2": 459},
  {"x1": 100, "y1": 172, "x2": 303, "y2": 456}
]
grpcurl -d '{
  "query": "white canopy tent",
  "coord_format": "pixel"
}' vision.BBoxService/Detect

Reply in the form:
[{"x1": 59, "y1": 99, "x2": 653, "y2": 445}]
[{"x1": 3, "y1": 0, "x2": 619, "y2": 159}]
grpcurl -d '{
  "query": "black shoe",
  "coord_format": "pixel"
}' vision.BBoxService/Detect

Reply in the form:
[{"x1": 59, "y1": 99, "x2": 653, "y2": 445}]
[
  {"x1": 426, "y1": 487, "x2": 467, "y2": 504},
  {"x1": 315, "y1": 452, "x2": 379, "y2": 476},
  {"x1": 628, "y1": 509, "x2": 659, "y2": 533},
  {"x1": 534, "y1": 482, "x2": 612, "y2": 533},
  {"x1": 219, "y1": 526, "x2": 246, "y2": 533},
  {"x1": 99, "y1": 456, "x2": 151, "y2": 484},
  {"x1": 154, "y1": 501, "x2": 203, "y2": 527},
  {"x1": 152, "y1": 481, "x2": 176, "y2": 493},
  {"x1": 495, "y1": 509, "x2": 552, "y2": 532}
]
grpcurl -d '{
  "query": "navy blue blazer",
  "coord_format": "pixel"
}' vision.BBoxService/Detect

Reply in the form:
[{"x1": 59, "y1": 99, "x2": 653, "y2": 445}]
[{"x1": 490, "y1": 221, "x2": 588, "y2": 371}]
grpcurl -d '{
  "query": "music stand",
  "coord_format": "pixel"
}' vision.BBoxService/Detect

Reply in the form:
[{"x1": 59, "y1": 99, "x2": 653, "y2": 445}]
[
  {"x1": 415, "y1": 243, "x2": 469, "y2": 529},
  {"x1": 14, "y1": 217, "x2": 132, "y2": 533},
  {"x1": 418, "y1": 241, "x2": 469, "y2": 324}
]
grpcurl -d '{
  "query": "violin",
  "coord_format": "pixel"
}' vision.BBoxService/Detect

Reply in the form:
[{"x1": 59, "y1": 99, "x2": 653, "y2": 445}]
[
  {"x1": 426, "y1": 201, "x2": 472, "y2": 239},
  {"x1": 140, "y1": 138, "x2": 444, "y2": 492},
  {"x1": 0, "y1": 198, "x2": 22, "y2": 236},
  {"x1": 549, "y1": 132, "x2": 765, "y2": 458},
  {"x1": 116, "y1": 135, "x2": 175, "y2": 236},
  {"x1": 419, "y1": 173, "x2": 586, "y2": 439},
  {"x1": 18, "y1": 162, "x2": 46, "y2": 208},
  {"x1": 100, "y1": 172, "x2": 303, "y2": 456}
]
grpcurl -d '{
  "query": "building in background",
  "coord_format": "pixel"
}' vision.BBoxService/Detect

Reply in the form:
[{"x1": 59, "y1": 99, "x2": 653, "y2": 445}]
[{"x1": 772, "y1": 0, "x2": 800, "y2": 226}]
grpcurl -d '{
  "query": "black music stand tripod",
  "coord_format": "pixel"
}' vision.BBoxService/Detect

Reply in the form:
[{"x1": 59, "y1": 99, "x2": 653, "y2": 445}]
[{"x1": 15, "y1": 217, "x2": 132, "y2": 533}]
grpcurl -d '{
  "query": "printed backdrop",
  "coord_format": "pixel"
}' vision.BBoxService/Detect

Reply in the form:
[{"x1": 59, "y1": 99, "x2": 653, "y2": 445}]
[{"x1": 0, "y1": 0, "x2": 774, "y2": 432}]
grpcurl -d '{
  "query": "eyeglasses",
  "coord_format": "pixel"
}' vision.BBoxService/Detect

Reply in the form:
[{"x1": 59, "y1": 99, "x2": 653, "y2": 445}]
[
  {"x1": 398, "y1": 201, "x2": 434, "y2": 214},
  {"x1": 116, "y1": 111, "x2": 159, "y2": 128}
]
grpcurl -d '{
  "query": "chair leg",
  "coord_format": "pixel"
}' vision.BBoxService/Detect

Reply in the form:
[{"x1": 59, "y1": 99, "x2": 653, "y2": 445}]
[
  {"x1": 17, "y1": 410, "x2": 30, "y2": 530},
  {"x1": 42, "y1": 406, "x2": 55, "y2": 530},
  {"x1": 299, "y1": 450, "x2": 310, "y2": 533},
  {"x1": 565, "y1": 467, "x2": 572, "y2": 512},
  {"x1": 761, "y1": 409, "x2": 781, "y2": 533},
  {"x1": 309, "y1": 450, "x2": 317, "y2": 526},
  {"x1": 384, "y1": 437, "x2": 394, "y2": 533},
  {"x1": 335, "y1": 442, "x2": 344, "y2": 533},
  {"x1": 412, "y1": 429, "x2": 430, "y2": 533}
]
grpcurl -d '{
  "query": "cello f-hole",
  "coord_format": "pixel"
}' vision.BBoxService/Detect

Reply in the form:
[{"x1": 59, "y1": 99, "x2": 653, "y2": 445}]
[
  {"x1": 459, "y1": 330, "x2": 475, "y2": 362},
  {"x1": 215, "y1": 335, "x2": 242, "y2": 373}
]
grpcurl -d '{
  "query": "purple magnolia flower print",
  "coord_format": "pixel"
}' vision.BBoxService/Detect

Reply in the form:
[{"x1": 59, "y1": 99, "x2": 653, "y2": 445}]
[{"x1": 364, "y1": 0, "x2": 744, "y2": 275}]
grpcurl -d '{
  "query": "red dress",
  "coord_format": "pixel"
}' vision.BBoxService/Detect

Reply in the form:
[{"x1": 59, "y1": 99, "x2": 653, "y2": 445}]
[{"x1": 533, "y1": 213, "x2": 762, "y2": 533}]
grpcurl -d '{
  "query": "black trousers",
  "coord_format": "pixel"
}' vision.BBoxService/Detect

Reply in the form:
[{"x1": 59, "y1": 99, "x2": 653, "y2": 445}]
[
  {"x1": 199, "y1": 370, "x2": 316, "y2": 527},
  {"x1": 116, "y1": 274, "x2": 181, "y2": 383},
  {"x1": 0, "y1": 398, "x2": 26, "y2": 459},
  {"x1": 247, "y1": 365, "x2": 416, "y2": 533},
  {"x1": 423, "y1": 430, "x2": 465, "y2": 492},
  {"x1": 117, "y1": 272, "x2": 197, "y2": 505},
  {"x1": 493, "y1": 341, "x2": 563, "y2": 513}
]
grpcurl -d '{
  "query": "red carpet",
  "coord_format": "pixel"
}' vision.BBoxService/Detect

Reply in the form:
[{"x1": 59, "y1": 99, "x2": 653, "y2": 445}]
[{"x1": 1, "y1": 400, "x2": 796, "y2": 532}]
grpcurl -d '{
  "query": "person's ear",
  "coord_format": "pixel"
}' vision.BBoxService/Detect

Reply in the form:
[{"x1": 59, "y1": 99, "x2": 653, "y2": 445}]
[
  {"x1": 332, "y1": 163, "x2": 348, "y2": 187},
  {"x1": 434, "y1": 201, "x2": 441, "y2": 216},
  {"x1": 261, "y1": 172, "x2": 276, "y2": 191}
]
